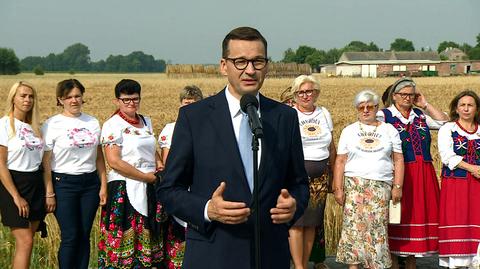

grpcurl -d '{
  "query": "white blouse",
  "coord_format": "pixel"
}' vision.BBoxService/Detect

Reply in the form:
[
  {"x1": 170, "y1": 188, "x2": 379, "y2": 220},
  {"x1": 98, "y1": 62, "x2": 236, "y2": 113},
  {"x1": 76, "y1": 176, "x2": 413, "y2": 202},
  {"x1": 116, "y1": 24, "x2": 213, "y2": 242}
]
[
  {"x1": 42, "y1": 113, "x2": 100, "y2": 174},
  {"x1": 438, "y1": 122, "x2": 480, "y2": 170},
  {"x1": 0, "y1": 116, "x2": 44, "y2": 172},
  {"x1": 377, "y1": 105, "x2": 446, "y2": 130},
  {"x1": 101, "y1": 114, "x2": 156, "y2": 216}
]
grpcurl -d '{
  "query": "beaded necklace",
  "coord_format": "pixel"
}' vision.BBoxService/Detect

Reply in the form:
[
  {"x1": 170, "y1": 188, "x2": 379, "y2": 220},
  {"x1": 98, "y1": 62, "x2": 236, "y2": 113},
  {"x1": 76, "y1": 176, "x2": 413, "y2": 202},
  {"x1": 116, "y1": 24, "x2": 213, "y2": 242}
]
[
  {"x1": 118, "y1": 110, "x2": 140, "y2": 125},
  {"x1": 359, "y1": 121, "x2": 379, "y2": 134}
]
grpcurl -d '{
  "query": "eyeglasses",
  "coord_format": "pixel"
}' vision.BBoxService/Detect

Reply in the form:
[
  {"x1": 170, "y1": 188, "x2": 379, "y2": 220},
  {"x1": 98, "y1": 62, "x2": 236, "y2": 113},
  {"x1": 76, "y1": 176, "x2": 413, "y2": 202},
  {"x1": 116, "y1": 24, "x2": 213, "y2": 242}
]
[
  {"x1": 357, "y1": 104, "x2": 377, "y2": 112},
  {"x1": 395, "y1": 93, "x2": 416, "y2": 99},
  {"x1": 224, "y1": 57, "x2": 268, "y2": 70},
  {"x1": 118, "y1": 97, "x2": 141, "y2": 104},
  {"x1": 295, "y1": 89, "x2": 316, "y2": 98}
]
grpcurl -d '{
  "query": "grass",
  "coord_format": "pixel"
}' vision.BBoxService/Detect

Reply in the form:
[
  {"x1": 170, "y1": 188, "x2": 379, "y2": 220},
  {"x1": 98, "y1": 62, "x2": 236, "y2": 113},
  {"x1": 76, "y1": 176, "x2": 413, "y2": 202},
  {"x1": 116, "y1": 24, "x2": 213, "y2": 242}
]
[{"x1": 0, "y1": 73, "x2": 478, "y2": 267}]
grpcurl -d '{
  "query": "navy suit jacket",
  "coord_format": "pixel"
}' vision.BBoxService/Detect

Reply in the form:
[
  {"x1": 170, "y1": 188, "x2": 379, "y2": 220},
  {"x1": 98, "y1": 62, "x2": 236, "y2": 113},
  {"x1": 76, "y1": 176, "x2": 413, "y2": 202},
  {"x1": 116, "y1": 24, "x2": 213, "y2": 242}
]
[{"x1": 156, "y1": 89, "x2": 309, "y2": 269}]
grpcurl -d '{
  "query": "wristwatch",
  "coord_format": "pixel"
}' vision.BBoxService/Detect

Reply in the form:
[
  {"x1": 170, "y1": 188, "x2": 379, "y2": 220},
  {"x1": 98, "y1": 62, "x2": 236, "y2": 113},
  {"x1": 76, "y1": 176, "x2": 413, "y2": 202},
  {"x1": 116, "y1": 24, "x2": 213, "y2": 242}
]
[{"x1": 393, "y1": 184, "x2": 402, "y2": 189}]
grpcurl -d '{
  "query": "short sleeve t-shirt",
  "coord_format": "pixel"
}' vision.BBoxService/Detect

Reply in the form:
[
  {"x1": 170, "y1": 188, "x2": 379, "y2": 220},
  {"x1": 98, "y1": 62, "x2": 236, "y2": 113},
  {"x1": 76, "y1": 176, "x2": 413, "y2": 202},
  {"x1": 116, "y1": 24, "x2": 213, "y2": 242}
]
[
  {"x1": 295, "y1": 106, "x2": 333, "y2": 161},
  {"x1": 0, "y1": 116, "x2": 44, "y2": 172},
  {"x1": 158, "y1": 122, "x2": 176, "y2": 149},
  {"x1": 42, "y1": 113, "x2": 100, "y2": 174},
  {"x1": 337, "y1": 121, "x2": 402, "y2": 182}
]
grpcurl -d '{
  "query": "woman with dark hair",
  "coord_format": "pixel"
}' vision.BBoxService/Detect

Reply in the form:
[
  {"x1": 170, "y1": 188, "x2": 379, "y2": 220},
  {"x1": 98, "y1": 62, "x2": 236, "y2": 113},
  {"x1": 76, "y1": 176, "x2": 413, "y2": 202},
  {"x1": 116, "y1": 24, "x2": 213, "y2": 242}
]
[
  {"x1": 0, "y1": 81, "x2": 52, "y2": 269},
  {"x1": 98, "y1": 79, "x2": 164, "y2": 268},
  {"x1": 378, "y1": 77, "x2": 448, "y2": 269},
  {"x1": 437, "y1": 90, "x2": 480, "y2": 268},
  {"x1": 42, "y1": 79, "x2": 107, "y2": 268}
]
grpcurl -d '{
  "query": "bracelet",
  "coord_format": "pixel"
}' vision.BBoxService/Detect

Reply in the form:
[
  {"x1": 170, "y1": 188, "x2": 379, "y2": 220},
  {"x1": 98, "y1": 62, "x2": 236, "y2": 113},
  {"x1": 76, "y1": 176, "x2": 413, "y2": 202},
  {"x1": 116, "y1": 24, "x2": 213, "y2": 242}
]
[
  {"x1": 45, "y1": 193, "x2": 55, "y2": 198},
  {"x1": 333, "y1": 187, "x2": 343, "y2": 193}
]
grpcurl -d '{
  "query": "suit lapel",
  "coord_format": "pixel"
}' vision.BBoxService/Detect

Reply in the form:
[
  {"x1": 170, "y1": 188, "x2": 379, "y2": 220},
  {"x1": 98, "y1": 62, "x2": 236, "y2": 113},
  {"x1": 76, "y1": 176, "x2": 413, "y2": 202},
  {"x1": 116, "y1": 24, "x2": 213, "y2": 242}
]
[
  {"x1": 257, "y1": 95, "x2": 277, "y2": 192},
  {"x1": 208, "y1": 89, "x2": 252, "y2": 199}
]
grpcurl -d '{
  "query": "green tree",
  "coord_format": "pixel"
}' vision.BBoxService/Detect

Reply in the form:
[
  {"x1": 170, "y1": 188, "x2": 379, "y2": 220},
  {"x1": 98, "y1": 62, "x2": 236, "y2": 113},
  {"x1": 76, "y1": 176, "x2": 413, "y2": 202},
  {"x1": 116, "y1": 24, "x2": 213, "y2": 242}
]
[
  {"x1": 468, "y1": 47, "x2": 480, "y2": 60},
  {"x1": 282, "y1": 48, "x2": 296, "y2": 63},
  {"x1": 33, "y1": 65, "x2": 44, "y2": 75},
  {"x1": 460, "y1": 43, "x2": 473, "y2": 55},
  {"x1": 0, "y1": 48, "x2": 21, "y2": 75},
  {"x1": 390, "y1": 38, "x2": 415, "y2": 51},
  {"x1": 305, "y1": 50, "x2": 327, "y2": 69},
  {"x1": 61, "y1": 43, "x2": 91, "y2": 71},
  {"x1": 343, "y1": 41, "x2": 379, "y2": 52},
  {"x1": 294, "y1": 45, "x2": 317, "y2": 63},
  {"x1": 437, "y1": 41, "x2": 460, "y2": 53},
  {"x1": 477, "y1": 33, "x2": 480, "y2": 47},
  {"x1": 325, "y1": 48, "x2": 343, "y2": 64}
]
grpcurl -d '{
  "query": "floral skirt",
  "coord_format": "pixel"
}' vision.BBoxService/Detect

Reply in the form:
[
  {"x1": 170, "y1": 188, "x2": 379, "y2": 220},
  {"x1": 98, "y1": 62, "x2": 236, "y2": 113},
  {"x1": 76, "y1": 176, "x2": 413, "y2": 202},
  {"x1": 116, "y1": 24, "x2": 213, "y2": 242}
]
[
  {"x1": 98, "y1": 180, "x2": 165, "y2": 269},
  {"x1": 164, "y1": 217, "x2": 186, "y2": 269},
  {"x1": 336, "y1": 176, "x2": 392, "y2": 269}
]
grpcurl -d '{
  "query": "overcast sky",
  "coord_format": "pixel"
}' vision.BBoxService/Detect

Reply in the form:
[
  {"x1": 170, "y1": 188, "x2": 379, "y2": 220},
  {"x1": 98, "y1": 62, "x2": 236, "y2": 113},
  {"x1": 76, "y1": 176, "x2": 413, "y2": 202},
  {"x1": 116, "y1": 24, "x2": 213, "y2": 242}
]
[{"x1": 1, "y1": 0, "x2": 479, "y2": 64}]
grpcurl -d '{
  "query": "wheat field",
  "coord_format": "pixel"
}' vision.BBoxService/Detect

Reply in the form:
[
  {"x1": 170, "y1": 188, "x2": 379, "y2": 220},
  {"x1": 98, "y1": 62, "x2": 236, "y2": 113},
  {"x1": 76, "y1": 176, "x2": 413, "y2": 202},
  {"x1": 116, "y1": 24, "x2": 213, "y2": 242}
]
[{"x1": 0, "y1": 73, "x2": 478, "y2": 268}]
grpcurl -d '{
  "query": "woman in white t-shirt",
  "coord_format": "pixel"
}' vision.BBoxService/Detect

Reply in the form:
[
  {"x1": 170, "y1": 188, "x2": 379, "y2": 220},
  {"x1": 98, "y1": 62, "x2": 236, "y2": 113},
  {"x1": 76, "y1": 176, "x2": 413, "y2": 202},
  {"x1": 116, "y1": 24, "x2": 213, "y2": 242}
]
[
  {"x1": 99, "y1": 79, "x2": 164, "y2": 269},
  {"x1": 0, "y1": 81, "x2": 52, "y2": 269},
  {"x1": 158, "y1": 85, "x2": 203, "y2": 269},
  {"x1": 333, "y1": 90, "x2": 404, "y2": 269},
  {"x1": 288, "y1": 75, "x2": 336, "y2": 269},
  {"x1": 41, "y1": 79, "x2": 107, "y2": 269}
]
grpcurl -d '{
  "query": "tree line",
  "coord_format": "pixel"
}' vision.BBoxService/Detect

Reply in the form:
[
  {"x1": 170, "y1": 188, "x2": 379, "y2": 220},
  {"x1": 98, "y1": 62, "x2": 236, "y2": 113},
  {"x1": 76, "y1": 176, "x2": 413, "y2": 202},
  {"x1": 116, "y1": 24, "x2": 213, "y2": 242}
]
[
  {"x1": 0, "y1": 43, "x2": 166, "y2": 75},
  {"x1": 2, "y1": 34, "x2": 480, "y2": 75},
  {"x1": 280, "y1": 34, "x2": 480, "y2": 70}
]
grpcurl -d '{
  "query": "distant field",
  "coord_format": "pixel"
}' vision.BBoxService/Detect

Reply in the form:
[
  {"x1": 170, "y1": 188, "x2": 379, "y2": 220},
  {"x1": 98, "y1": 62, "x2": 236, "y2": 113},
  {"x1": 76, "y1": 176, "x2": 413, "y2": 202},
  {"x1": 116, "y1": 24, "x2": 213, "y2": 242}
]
[{"x1": 0, "y1": 73, "x2": 478, "y2": 268}]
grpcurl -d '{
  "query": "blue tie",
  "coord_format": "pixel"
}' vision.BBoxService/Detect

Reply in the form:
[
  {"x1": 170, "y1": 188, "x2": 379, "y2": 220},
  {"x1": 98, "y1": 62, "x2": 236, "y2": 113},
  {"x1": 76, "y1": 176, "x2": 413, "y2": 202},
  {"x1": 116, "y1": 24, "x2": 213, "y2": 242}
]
[{"x1": 238, "y1": 112, "x2": 253, "y2": 192}]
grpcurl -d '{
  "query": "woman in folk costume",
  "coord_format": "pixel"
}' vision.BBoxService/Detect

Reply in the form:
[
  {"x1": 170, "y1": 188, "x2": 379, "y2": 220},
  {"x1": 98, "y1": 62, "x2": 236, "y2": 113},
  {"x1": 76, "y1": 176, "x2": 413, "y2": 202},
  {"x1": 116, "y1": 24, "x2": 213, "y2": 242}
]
[
  {"x1": 378, "y1": 77, "x2": 448, "y2": 269},
  {"x1": 98, "y1": 79, "x2": 165, "y2": 268},
  {"x1": 437, "y1": 90, "x2": 480, "y2": 268}
]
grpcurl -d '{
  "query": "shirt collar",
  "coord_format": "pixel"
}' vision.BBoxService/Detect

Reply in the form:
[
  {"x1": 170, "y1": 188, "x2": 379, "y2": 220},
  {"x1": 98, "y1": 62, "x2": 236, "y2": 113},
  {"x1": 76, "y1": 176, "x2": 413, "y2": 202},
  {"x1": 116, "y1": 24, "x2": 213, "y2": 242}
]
[
  {"x1": 225, "y1": 85, "x2": 260, "y2": 118},
  {"x1": 389, "y1": 104, "x2": 419, "y2": 120}
]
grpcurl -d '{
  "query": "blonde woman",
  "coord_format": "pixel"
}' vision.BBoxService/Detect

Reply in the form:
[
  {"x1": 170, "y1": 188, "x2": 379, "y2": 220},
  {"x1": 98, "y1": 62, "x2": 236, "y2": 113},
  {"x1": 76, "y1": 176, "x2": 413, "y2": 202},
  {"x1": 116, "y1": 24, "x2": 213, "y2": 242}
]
[
  {"x1": 288, "y1": 75, "x2": 335, "y2": 269},
  {"x1": 0, "y1": 82, "x2": 54, "y2": 268}
]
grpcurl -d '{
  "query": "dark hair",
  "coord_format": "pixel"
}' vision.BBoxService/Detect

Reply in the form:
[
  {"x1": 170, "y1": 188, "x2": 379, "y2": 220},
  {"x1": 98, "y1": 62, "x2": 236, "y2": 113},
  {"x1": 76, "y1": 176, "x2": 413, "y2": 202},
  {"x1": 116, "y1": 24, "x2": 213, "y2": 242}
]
[
  {"x1": 114, "y1": 79, "x2": 141, "y2": 98},
  {"x1": 179, "y1": 85, "x2": 203, "y2": 102},
  {"x1": 449, "y1": 90, "x2": 480, "y2": 122},
  {"x1": 222, "y1": 27, "x2": 267, "y2": 58},
  {"x1": 381, "y1": 85, "x2": 392, "y2": 107},
  {"x1": 56, "y1": 79, "x2": 85, "y2": 106}
]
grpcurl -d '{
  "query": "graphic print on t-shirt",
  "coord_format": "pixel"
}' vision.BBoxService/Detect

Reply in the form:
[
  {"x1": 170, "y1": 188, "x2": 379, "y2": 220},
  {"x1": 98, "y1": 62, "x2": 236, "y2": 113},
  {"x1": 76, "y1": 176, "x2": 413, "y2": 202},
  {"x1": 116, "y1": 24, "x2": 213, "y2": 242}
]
[
  {"x1": 357, "y1": 130, "x2": 383, "y2": 152},
  {"x1": 300, "y1": 118, "x2": 322, "y2": 139},
  {"x1": 67, "y1": 127, "x2": 97, "y2": 148},
  {"x1": 20, "y1": 127, "x2": 43, "y2": 151}
]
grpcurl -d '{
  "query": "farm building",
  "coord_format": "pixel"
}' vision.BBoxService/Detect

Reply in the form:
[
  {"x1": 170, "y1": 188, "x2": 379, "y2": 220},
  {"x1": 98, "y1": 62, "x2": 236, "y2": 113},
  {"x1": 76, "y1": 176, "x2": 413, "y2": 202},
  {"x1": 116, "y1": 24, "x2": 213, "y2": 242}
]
[
  {"x1": 439, "y1": 47, "x2": 468, "y2": 61},
  {"x1": 437, "y1": 60, "x2": 480, "y2": 76},
  {"x1": 335, "y1": 51, "x2": 441, "y2": 78}
]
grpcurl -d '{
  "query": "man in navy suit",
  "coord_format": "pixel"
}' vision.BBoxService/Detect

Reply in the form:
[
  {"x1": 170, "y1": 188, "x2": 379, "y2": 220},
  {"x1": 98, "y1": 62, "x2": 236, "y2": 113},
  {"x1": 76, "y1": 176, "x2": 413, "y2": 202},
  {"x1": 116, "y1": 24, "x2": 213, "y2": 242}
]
[{"x1": 156, "y1": 26, "x2": 309, "y2": 269}]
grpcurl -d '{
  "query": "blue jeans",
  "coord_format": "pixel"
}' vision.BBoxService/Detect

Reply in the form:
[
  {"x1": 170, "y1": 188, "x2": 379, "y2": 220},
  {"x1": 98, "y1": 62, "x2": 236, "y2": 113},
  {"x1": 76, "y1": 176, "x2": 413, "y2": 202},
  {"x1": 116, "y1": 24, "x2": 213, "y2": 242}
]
[{"x1": 53, "y1": 171, "x2": 100, "y2": 269}]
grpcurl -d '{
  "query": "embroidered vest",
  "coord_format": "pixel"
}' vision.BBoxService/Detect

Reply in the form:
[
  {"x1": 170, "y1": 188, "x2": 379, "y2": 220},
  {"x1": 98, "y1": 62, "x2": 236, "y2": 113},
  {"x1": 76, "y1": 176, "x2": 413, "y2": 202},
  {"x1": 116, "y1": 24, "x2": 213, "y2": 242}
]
[
  {"x1": 442, "y1": 130, "x2": 480, "y2": 178},
  {"x1": 382, "y1": 108, "x2": 432, "y2": 163}
]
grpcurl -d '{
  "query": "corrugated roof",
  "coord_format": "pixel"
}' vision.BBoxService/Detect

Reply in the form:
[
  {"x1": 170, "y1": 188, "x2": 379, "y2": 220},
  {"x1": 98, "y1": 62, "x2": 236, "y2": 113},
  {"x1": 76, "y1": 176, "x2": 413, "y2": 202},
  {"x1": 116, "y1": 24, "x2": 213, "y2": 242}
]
[{"x1": 338, "y1": 51, "x2": 440, "y2": 62}]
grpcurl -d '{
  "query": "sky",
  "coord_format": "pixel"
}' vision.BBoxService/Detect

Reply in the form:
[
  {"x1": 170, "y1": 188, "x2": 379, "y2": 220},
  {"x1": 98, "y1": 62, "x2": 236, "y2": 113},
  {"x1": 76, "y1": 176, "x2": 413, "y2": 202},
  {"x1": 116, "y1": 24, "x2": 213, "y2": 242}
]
[{"x1": 1, "y1": 0, "x2": 479, "y2": 64}]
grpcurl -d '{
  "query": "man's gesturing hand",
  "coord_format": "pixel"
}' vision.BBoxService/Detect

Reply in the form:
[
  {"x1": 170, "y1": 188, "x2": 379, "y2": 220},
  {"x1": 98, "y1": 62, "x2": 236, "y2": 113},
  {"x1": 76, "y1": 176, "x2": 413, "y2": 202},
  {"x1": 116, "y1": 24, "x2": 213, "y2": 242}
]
[
  {"x1": 270, "y1": 189, "x2": 296, "y2": 224},
  {"x1": 207, "y1": 182, "x2": 251, "y2": 224}
]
